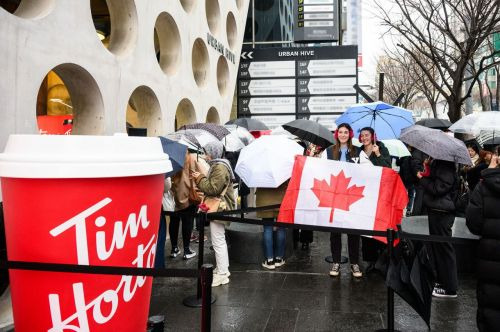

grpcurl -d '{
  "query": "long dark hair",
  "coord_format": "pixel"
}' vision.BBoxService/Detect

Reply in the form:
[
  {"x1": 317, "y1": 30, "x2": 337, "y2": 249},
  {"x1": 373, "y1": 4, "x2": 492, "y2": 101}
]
[{"x1": 332, "y1": 123, "x2": 357, "y2": 160}]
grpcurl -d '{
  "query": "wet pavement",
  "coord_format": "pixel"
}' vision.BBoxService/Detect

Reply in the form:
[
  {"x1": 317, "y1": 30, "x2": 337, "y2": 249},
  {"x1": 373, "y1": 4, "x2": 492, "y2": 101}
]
[{"x1": 149, "y1": 231, "x2": 478, "y2": 331}]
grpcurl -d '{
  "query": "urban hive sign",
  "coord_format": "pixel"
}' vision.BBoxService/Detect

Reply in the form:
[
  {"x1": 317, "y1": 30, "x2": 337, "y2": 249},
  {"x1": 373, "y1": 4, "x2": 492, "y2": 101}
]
[{"x1": 237, "y1": 45, "x2": 358, "y2": 129}]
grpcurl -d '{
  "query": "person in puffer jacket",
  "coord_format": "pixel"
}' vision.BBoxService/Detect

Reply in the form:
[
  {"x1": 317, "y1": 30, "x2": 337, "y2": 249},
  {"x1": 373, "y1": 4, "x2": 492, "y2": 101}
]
[
  {"x1": 466, "y1": 148, "x2": 500, "y2": 332},
  {"x1": 418, "y1": 158, "x2": 458, "y2": 298}
]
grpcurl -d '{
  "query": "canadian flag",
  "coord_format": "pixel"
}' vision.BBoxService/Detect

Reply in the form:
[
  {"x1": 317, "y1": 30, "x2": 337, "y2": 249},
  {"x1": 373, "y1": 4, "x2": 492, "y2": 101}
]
[{"x1": 278, "y1": 156, "x2": 408, "y2": 243}]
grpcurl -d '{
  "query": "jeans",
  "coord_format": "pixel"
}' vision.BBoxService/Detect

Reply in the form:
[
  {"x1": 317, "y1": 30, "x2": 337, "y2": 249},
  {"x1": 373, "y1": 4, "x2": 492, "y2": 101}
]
[
  {"x1": 169, "y1": 205, "x2": 196, "y2": 252},
  {"x1": 210, "y1": 222, "x2": 229, "y2": 274},
  {"x1": 406, "y1": 186, "x2": 416, "y2": 215},
  {"x1": 263, "y1": 222, "x2": 286, "y2": 260},
  {"x1": 154, "y1": 210, "x2": 167, "y2": 268}
]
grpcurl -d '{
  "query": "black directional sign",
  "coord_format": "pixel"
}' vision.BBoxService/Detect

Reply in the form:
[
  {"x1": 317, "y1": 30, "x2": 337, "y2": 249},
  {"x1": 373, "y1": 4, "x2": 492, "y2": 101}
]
[
  {"x1": 237, "y1": 45, "x2": 358, "y2": 130},
  {"x1": 294, "y1": 0, "x2": 340, "y2": 43}
]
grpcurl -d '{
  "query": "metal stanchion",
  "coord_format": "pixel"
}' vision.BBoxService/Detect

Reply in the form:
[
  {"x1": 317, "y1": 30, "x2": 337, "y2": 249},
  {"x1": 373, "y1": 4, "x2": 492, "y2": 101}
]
[
  {"x1": 376, "y1": 229, "x2": 399, "y2": 332},
  {"x1": 183, "y1": 212, "x2": 216, "y2": 307},
  {"x1": 200, "y1": 264, "x2": 214, "y2": 332}
]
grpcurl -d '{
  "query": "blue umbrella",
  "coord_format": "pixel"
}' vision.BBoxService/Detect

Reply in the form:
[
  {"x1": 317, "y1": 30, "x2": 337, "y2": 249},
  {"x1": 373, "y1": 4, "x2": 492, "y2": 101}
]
[
  {"x1": 335, "y1": 101, "x2": 414, "y2": 140},
  {"x1": 159, "y1": 136, "x2": 187, "y2": 177}
]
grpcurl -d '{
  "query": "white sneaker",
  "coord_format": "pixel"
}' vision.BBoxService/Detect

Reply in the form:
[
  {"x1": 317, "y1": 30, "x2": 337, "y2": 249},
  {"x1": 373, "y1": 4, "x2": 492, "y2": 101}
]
[
  {"x1": 329, "y1": 263, "x2": 340, "y2": 277},
  {"x1": 214, "y1": 268, "x2": 231, "y2": 277},
  {"x1": 350, "y1": 264, "x2": 363, "y2": 278},
  {"x1": 211, "y1": 273, "x2": 230, "y2": 287}
]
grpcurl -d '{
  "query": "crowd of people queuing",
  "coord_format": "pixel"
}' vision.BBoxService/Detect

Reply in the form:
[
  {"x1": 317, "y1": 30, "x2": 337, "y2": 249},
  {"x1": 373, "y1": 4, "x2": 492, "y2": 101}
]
[{"x1": 154, "y1": 123, "x2": 500, "y2": 331}]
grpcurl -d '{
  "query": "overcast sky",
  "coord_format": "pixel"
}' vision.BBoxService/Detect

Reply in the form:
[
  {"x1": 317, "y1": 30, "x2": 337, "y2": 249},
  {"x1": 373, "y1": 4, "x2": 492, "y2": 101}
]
[{"x1": 359, "y1": 0, "x2": 396, "y2": 87}]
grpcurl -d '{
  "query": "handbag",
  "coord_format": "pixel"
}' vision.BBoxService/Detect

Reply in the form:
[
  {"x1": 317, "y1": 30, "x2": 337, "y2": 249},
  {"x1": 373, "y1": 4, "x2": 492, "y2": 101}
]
[{"x1": 199, "y1": 182, "x2": 230, "y2": 213}]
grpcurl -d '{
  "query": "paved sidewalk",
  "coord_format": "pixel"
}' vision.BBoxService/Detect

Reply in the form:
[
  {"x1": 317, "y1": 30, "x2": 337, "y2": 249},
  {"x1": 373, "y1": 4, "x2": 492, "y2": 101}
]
[{"x1": 150, "y1": 231, "x2": 478, "y2": 331}]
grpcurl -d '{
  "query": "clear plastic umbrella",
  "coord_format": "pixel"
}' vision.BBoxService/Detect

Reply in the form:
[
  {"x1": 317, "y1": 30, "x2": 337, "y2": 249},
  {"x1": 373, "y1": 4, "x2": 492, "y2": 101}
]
[
  {"x1": 176, "y1": 128, "x2": 219, "y2": 149},
  {"x1": 224, "y1": 125, "x2": 255, "y2": 146},
  {"x1": 352, "y1": 138, "x2": 411, "y2": 158},
  {"x1": 449, "y1": 112, "x2": 500, "y2": 135}
]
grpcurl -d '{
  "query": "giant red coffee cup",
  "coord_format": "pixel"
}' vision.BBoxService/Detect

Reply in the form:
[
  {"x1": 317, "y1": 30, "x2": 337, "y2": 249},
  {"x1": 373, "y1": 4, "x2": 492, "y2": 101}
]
[{"x1": 0, "y1": 134, "x2": 172, "y2": 331}]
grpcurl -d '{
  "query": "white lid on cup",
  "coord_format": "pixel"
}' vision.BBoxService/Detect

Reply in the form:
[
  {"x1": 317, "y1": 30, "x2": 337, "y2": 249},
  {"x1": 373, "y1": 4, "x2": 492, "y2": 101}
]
[{"x1": 0, "y1": 135, "x2": 172, "y2": 178}]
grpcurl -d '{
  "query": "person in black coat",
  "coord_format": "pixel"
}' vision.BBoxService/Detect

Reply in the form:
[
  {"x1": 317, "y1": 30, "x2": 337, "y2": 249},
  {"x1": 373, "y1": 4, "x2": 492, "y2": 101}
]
[
  {"x1": 466, "y1": 149, "x2": 500, "y2": 332},
  {"x1": 417, "y1": 158, "x2": 458, "y2": 298},
  {"x1": 410, "y1": 148, "x2": 427, "y2": 215}
]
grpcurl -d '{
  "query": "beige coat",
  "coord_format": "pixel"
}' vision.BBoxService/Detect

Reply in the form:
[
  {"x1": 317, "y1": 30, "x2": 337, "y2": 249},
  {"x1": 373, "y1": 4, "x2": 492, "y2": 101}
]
[
  {"x1": 171, "y1": 152, "x2": 209, "y2": 210},
  {"x1": 255, "y1": 182, "x2": 288, "y2": 219}
]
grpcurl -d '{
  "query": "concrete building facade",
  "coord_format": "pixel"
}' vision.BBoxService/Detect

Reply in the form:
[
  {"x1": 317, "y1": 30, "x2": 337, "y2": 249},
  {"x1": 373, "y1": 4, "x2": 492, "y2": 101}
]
[{"x1": 0, "y1": 0, "x2": 250, "y2": 152}]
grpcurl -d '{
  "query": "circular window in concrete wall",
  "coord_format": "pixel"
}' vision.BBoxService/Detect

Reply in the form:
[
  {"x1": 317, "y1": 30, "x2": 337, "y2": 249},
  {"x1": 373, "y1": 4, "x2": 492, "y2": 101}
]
[
  {"x1": 175, "y1": 98, "x2": 197, "y2": 130},
  {"x1": 226, "y1": 11, "x2": 237, "y2": 50},
  {"x1": 154, "y1": 12, "x2": 181, "y2": 75},
  {"x1": 217, "y1": 56, "x2": 230, "y2": 97},
  {"x1": 206, "y1": 0, "x2": 220, "y2": 35},
  {"x1": 235, "y1": 0, "x2": 243, "y2": 10},
  {"x1": 126, "y1": 86, "x2": 162, "y2": 137},
  {"x1": 0, "y1": 0, "x2": 54, "y2": 19},
  {"x1": 192, "y1": 38, "x2": 210, "y2": 88},
  {"x1": 91, "y1": 0, "x2": 138, "y2": 56},
  {"x1": 36, "y1": 64, "x2": 104, "y2": 135},
  {"x1": 179, "y1": 0, "x2": 195, "y2": 13},
  {"x1": 206, "y1": 107, "x2": 220, "y2": 124}
]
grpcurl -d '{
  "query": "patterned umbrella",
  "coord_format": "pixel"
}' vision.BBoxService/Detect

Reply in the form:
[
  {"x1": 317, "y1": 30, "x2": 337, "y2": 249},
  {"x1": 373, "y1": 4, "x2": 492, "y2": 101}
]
[
  {"x1": 179, "y1": 123, "x2": 230, "y2": 140},
  {"x1": 177, "y1": 128, "x2": 219, "y2": 148},
  {"x1": 400, "y1": 125, "x2": 472, "y2": 165}
]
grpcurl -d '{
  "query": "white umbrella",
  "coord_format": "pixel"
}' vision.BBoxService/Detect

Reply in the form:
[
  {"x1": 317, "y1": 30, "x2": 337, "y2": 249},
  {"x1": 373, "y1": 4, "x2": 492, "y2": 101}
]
[
  {"x1": 235, "y1": 135, "x2": 304, "y2": 188},
  {"x1": 352, "y1": 138, "x2": 411, "y2": 158},
  {"x1": 449, "y1": 112, "x2": 500, "y2": 135}
]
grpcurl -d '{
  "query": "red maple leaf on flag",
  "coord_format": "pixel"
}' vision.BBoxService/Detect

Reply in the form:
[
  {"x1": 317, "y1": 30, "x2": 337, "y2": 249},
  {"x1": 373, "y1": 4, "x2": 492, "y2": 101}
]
[{"x1": 311, "y1": 170, "x2": 365, "y2": 223}]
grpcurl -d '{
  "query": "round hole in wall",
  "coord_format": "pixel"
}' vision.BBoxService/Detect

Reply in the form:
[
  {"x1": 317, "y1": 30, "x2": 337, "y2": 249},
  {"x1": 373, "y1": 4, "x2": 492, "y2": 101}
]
[
  {"x1": 226, "y1": 11, "x2": 237, "y2": 50},
  {"x1": 126, "y1": 86, "x2": 162, "y2": 137},
  {"x1": 206, "y1": 107, "x2": 220, "y2": 124},
  {"x1": 0, "y1": 0, "x2": 54, "y2": 19},
  {"x1": 192, "y1": 38, "x2": 210, "y2": 88},
  {"x1": 235, "y1": 0, "x2": 243, "y2": 10},
  {"x1": 216, "y1": 56, "x2": 229, "y2": 97},
  {"x1": 206, "y1": 0, "x2": 220, "y2": 35},
  {"x1": 179, "y1": 0, "x2": 195, "y2": 13},
  {"x1": 36, "y1": 64, "x2": 104, "y2": 135},
  {"x1": 154, "y1": 12, "x2": 181, "y2": 75},
  {"x1": 91, "y1": 0, "x2": 138, "y2": 56},
  {"x1": 175, "y1": 98, "x2": 197, "y2": 130}
]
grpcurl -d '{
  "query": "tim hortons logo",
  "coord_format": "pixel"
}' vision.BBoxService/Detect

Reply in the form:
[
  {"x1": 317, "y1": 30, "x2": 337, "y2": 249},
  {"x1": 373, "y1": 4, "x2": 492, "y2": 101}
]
[{"x1": 47, "y1": 198, "x2": 156, "y2": 332}]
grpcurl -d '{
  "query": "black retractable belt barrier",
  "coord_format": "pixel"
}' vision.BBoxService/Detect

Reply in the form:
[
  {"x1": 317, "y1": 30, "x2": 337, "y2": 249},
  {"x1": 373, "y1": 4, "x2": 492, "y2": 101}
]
[
  {"x1": 183, "y1": 212, "x2": 216, "y2": 308},
  {"x1": 200, "y1": 264, "x2": 214, "y2": 332}
]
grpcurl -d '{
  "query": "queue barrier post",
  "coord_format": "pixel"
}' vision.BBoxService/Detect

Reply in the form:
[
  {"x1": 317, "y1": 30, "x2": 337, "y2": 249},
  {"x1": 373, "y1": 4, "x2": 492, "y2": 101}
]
[{"x1": 200, "y1": 264, "x2": 214, "y2": 332}]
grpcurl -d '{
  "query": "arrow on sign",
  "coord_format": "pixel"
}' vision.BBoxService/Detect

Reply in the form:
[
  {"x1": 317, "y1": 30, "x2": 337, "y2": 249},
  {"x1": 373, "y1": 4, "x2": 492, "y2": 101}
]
[{"x1": 241, "y1": 51, "x2": 253, "y2": 60}]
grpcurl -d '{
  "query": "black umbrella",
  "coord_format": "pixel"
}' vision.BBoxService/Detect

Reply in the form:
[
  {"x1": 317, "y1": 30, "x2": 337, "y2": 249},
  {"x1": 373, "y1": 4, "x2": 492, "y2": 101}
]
[
  {"x1": 381, "y1": 239, "x2": 435, "y2": 328},
  {"x1": 225, "y1": 118, "x2": 269, "y2": 130},
  {"x1": 415, "y1": 118, "x2": 452, "y2": 129},
  {"x1": 158, "y1": 137, "x2": 187, "y2": 177},
  {"x1": 282, "y1": 119, "x2": 334, "y2": 148},
  {"x1": 179, "y1": 123, "x2": 230, "y2": 140}
]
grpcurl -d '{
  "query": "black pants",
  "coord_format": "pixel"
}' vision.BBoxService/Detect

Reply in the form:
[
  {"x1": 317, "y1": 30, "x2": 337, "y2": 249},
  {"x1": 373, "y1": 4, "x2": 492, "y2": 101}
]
[
  {"x1": 330, "y1": 233, "x2": 360, "y2": 264},
  {"x1": 293, "y1": 229, "x2": 313, "y2": 244},
  {"x1": 169, "y1": 205, "x2": 196, "y2": 252},
  {"x1": 428, "y1": 209, "x2": 458, "y2": 292},
  {"x1": 362, "y1": 237, "x2": 386, "y2": 263}
]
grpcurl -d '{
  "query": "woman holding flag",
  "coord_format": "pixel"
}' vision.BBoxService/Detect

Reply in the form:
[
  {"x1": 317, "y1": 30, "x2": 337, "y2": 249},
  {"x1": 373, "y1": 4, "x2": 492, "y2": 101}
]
[
  {"x1": 327, "y1": 123, "x2": 363, "y2": 277},
  {"x1": 358, "y1": 127, "x2": 392, "y2": 273}
]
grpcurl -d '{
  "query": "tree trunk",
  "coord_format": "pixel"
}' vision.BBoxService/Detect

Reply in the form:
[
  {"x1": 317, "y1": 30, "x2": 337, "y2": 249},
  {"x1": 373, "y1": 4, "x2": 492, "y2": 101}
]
[
  {"x1": 431, "y1": 102, "x2": 438, "y2": 118},
  {"x1": 448, "y1": 98, "x2": 462, "y2": 123}
]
